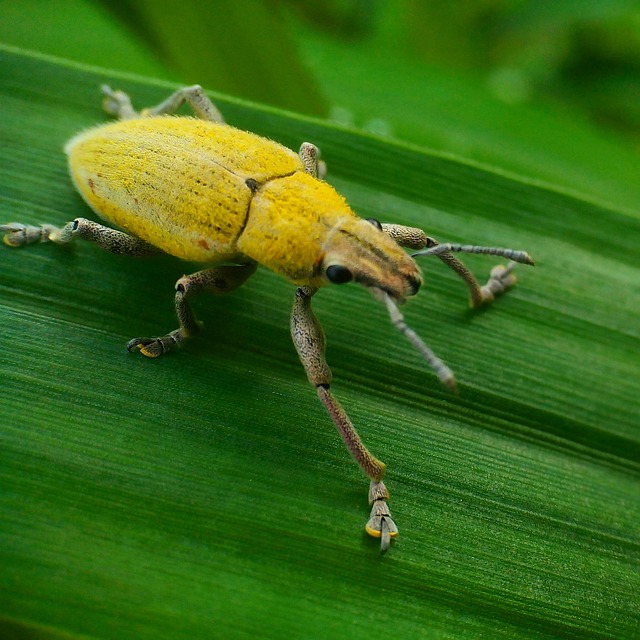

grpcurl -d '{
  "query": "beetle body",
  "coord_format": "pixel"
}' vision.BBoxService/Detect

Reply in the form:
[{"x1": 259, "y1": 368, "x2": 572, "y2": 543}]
[
  {"x1": 2, "y1": 85, "x2": 533, "y2": 552},
  {"x1": 66, "y1": 116, "x2": 420, "y2": 296}
]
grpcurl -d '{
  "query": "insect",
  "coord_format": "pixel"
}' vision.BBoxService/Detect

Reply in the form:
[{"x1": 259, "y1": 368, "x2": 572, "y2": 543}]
[{"x1": 1, "y1": 85, "x2": 533, "y2": 552}]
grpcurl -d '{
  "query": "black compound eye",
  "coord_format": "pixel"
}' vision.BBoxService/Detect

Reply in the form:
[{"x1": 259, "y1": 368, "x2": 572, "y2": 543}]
[
  {"x1": 325, "y1": 265, "x2": 353, "y2": 284},
  {"x1": 365, "y1": 218, "x2": 383, "y2": 231}
]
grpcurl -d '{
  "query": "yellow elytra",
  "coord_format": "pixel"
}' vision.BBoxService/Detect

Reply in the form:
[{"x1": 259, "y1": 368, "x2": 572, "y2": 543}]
[{"x1": 66, "y1": 115, "x2": 418, "y2": 290}]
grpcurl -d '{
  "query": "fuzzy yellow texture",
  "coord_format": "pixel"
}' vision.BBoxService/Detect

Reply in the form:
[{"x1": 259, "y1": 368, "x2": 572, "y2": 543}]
[
  {"x1": 66, "y1": 116, "x2": 303, "y2": 263},
  {"x1": 237, "y1": 172, "x2": 356, "y2": 285}
]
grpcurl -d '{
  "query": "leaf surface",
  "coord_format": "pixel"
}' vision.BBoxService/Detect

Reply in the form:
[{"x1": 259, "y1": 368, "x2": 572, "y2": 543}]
[{"x1": 0, "y1": 45, "x2": 639, "y2": 639}]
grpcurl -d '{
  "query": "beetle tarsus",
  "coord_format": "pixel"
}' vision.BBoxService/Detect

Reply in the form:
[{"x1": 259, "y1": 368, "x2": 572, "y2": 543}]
[
  {"x1": 127, "y1": 329, "x2": 184, "y2": 357},
  {"x1": 475, "y1": 261, "x2": 519, "y2": 307},
  {"x1": 101, "y1": 85, "x2": 137, "y2": 120},
  {"x1": 366, "y1": 480, "x2": 398, "y2": 552},
  {"x1": 1, "y1": 222, "x2": 62, "y2": 247}
]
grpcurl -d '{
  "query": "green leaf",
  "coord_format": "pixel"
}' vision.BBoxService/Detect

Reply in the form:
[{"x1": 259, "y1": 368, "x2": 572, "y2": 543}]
[
  {"x1": 1, "y1": 45, "x2": 639, "y2": 639},
  {"x1": 97, "y1": 0, "x2": 328, "y2": 116},
  {"x1": 292, "y1": 12, "x2": 640, "y2": 213},
  {"x1": 0, "y1": 0, "x2": 327, "y2": 117},
  {"x1": 0, "y1": 0, "x2": 173, "y2": 80}
]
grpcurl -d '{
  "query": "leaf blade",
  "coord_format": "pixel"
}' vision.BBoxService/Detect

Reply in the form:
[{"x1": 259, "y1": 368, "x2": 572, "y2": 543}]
[{"x1": 0, "y1": 45, "x2": 639, "y2": 639}]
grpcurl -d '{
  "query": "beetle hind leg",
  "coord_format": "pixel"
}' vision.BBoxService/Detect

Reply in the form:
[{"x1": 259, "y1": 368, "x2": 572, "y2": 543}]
[
  {"x1": 102, "y1": 84, "x2": 225, "y2": 123},
  {"x1": 1, "y1": 218, "x2": 156, "y2": 254},
  {"x1": 129, "y1": 264, "x2": 256, "y2": 358},
  {"x1": 101, "y1": 85, "x2": 138, "y2": 119},
  {"x1": 1, "y1": 222, "x2": 67, "y2": 247}
]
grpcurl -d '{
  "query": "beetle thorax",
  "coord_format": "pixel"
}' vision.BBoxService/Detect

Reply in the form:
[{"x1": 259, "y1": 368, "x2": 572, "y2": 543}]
[{"x1": 236, "y1": 172, "x2": 357, "y2": 286}]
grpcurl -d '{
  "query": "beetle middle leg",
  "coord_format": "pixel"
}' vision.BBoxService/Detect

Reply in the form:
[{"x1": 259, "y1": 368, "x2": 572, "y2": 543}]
[
  {"x1": 102, "y1": 84, "x2": 225, "y2": 123},
  {"x1": 129, "y1": 264, "x2": 257, "y2": 357},
  {"x1": 291, "y1": 286, "x2": 398, "y2": 552},
  {"x1": 298, "y1": 142, "x2": 327, "y2": 180},
  {"x1": 381, "y1": 223, "x2": 534, "y2": 307}
]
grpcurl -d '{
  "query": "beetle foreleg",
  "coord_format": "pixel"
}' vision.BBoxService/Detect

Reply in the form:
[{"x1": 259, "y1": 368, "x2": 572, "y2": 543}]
[
  {"x1": 414, "y1": 241, "x2": 533, "y2": 307},
  {"x1": 128, "y1": 264, "x2": 256, "y2": 358},
  {"x1": 380, "y1": 223, "x2": 429, "y2": 250},
  {"x1": 381, "y1": 223, "x2": 533, "y2": 308},
  {"x1": 290, "y1": 286, "x2": 398, "y2": 552},
  {"x1": 435, "y1": 253, "x2": 522, "y2": 307},
  {"x1": 102, "y1": 84, "x2": 225, "y2": 124}
]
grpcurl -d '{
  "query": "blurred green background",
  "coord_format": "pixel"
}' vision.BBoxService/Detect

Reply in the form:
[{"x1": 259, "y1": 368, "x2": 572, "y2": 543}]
[
  {"x1": 1, "y1": 2, "x2": 639, "y2": 640},
  {"x1": 1, "y1": 0, "x2": 640, "y2": 209}
]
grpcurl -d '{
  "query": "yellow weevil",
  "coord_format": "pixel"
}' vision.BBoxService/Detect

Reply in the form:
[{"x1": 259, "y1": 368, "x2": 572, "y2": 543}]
[{"x1": 1, "y1": 85, "x2": 533, "y2": 552}]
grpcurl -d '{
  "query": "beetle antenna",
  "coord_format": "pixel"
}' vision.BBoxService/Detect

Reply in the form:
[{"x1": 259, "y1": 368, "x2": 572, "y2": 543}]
[
  {"x1": 412, "y1": 242, "x2": 534, "y2": 265},
  {"x1": 374, "y1": 289, "x2": 458, "y2": 392}
]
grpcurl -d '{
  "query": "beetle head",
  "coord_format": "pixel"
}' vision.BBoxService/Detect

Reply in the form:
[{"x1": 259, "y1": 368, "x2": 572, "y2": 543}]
[
  {"x1": 322, "y1": 217, "x2": 422, "y2": 304},
  {"x1": 322, "y1": 216, "x2": 457, "y2": 391}
]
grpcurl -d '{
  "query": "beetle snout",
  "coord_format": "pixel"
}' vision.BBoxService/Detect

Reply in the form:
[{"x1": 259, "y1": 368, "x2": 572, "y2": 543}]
[{"x1": 375, "y1": 268, "x2": 422, "y2": 304}]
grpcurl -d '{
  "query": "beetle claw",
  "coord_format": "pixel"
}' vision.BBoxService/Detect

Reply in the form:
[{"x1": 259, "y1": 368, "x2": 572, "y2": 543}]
[
  {"x1": 366, "y1": 499, "x2": 398, "y2": 553},
  {"x1": 127, "y1": 337, "x2": 161, "y2": 358},
  {"x1": 365, "y1": 481, "x2": 398, "y2": 553},
  {"x1": 127, "y1": 332, "x2": 181, "y2": 358},
  {"x1": 1, "y1": 223, "x2": 28, "y2": 246}
]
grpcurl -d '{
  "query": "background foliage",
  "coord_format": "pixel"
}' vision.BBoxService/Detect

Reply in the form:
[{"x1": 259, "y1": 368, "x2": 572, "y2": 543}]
[{"x1": 0, "y1": 2, "x2": 639, "y2": 639}]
